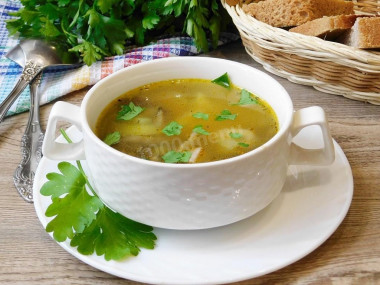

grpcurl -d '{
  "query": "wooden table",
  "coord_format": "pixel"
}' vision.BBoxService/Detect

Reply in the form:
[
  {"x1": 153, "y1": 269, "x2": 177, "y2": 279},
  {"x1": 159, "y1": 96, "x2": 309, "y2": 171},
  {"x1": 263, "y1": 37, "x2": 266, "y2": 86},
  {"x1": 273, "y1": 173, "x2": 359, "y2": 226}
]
[{"x1": 1, "y1": 41, "x2": 379, "y2": 284}]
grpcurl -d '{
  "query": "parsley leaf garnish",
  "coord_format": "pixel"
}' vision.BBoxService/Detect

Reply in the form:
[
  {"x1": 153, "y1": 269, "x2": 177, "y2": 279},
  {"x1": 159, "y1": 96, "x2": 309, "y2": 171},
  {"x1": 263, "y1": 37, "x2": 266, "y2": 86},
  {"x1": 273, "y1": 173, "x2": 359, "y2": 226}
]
[
  {"x1": 117, "y1": 102, "x2": 145, "y2": 121},
  {"x1": 229, "y1": 132, "x2": 243, "y2": 139},
  {"x1": 40, "y1": 129, "x2": 157, "y2": 261},
  {"x1": 238, "y1": 142, "x2": 250, "y2": 147},
  {"x1": 192, "y1": 125, "x2": 210, "y2": 135},
  {"x1": 211, "y1": 72, "x2": 231, "y2": 89},
  {"x1": 192, "y1": 112, "x2": 209, "y2": 120},
  {"x1": 215, "y1": 110, "x2": 237, "y2": 121},
  {"x1": 162, "y1": 121, "x2": 183, "y2": 136},
  {"x1": 103, "y1": 131, "x2": 121, "y2": 146},
  {"x1": 235, "y1": 89, "x2": 258, "y2": 105},
  {"x1": 162, "y1": 151, "x2": 192, "y2": 163}
]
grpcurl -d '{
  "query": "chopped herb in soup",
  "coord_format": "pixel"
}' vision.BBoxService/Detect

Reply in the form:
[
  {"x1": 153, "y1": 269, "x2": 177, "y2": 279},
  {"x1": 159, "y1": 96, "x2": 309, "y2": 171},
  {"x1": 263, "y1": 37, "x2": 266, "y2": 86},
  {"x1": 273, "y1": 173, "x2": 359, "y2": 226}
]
[{"x1": 95, "y1": 76, "x2": 278, "y2": 163}]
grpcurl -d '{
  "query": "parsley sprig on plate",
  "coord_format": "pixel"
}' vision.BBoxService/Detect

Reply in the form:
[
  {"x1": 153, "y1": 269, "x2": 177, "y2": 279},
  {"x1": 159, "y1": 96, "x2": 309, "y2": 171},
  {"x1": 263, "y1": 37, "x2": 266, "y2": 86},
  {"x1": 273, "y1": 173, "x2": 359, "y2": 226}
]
[{"x1": 40, "y1": 129, "x2": 157, "y2": 261}]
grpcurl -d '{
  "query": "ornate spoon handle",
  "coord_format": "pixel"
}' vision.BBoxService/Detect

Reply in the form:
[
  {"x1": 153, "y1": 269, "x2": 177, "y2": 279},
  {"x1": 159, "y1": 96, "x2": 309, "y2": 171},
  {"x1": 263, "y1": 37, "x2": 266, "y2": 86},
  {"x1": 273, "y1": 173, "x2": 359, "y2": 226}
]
[
  {"x1": 0, "y1": 61, "x2": 42, "y2": 123},
  {"x1": 13, "y1": 73, "x2": 44, "y2": 203}
]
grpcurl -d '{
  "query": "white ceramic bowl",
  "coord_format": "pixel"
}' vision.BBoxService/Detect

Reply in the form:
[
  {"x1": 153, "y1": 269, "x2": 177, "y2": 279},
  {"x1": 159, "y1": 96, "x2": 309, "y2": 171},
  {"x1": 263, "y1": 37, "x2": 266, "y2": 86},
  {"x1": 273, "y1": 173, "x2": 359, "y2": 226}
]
[{"x1": 43, "y1": 57, "x2": 335, "y2": 230}]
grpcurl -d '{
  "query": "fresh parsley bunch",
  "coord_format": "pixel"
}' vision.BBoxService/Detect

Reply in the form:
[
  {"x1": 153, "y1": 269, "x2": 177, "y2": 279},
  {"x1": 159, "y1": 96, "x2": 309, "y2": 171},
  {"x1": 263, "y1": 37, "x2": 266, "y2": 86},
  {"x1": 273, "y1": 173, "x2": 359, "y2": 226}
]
[{"x1": 7, "y1": 0, "x2": 229, "y2": 66}]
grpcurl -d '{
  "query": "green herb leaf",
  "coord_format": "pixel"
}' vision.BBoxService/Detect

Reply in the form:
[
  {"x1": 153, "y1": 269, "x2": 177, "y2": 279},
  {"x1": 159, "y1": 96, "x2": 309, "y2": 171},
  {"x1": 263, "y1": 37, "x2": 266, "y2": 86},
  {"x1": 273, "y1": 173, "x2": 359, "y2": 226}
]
[
  {"x1": 192, "y1": 125, "x2": 210, "y2": 135},
  {"x1": 69, "y1": 40, "x2": 108, "y2": 66},
  {"x1": 235, "y1": 89, "x2": 258, "y2": 105},
  {"x1": 40, "y1": 162, "x2": 103, "y2": 242},
  {"x1": 162, "y1": 121, "x2": 183, "y2": 136},
  {"x1": 162, "y1": 151, "x2": 192, "y2": 163},
  {"x1": 70, "y1": 207, "x2": 156, "y2": 261},
  {"x1": 229, "y1": 132, "x2": 243, "y2": 139},
  {"x1": 40, "y1": 129, "x2": 157, "y2": 261},
  {"x1": 117, "y1": 102, "x2": 145, "y2": 121},
  {"x1": 211, "y1": 72, "x2": 230, "y2": 89},
  {"x1": 103, "y1": 131, "x2": 121, "y2": 146},
  {"x1": 40, "y1": 19, "x2": 62, "y2": 37},
  {"x1": 58, "y1": 0, "x2": 70, "y2": 6},
  {"x1": 39, "y1": 4, "x2": 61, "y2": 21},
  {"x1": 96, "y1": 0, "x2": 118, "y2": 13},
  {"x1": 238, "y1": 142, "x2": 250, "y2": 147},
  {"x1": 215, "y1": 110, "x2": 237, "y2": 121},
  {"x1": 142, "y1": 13, "x2": 160, "y2": 30},
  {"x1": 192, "y1": 112, "x2": 209, "y2": 120},
  {"x1": 6, "y1": 0, "x2": 229, "y2": 66}
]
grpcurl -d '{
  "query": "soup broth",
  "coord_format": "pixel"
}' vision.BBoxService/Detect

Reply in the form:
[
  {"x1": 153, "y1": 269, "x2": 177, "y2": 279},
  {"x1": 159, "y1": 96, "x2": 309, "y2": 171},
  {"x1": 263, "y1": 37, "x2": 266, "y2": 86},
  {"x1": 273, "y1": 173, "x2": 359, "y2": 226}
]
[{"x1": 95, "y1": 78, "x2": 278, "y2": 163}]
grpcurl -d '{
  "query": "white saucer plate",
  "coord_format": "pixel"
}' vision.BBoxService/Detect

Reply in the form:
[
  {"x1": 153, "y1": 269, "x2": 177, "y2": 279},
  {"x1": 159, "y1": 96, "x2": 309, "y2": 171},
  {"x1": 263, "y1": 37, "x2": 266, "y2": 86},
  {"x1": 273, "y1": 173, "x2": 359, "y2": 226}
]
[{"x1": 33, "y1": 126, "x2": 353, "y2": 285}]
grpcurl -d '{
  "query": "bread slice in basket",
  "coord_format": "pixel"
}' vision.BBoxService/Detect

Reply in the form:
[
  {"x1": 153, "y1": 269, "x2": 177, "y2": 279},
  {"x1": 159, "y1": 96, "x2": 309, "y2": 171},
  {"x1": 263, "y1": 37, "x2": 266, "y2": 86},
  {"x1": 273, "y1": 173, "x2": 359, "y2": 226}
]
[
  {"x1": 242, "y1": 0, "x2": 354, "y2": 27},
  {"x1": 337, "y1": 17, "x2": 380, "y2": 49},
  {"x1": 289, "y1": 14, "x2": 358, "y2": 40}
]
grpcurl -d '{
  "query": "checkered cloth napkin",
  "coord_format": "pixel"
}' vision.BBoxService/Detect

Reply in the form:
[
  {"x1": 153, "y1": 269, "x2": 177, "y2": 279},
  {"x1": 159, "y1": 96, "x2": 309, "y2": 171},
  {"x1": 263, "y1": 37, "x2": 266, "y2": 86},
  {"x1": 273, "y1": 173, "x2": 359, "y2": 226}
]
[{"x1": 0, "y1": 0, "x2": 238, "y2": 117}]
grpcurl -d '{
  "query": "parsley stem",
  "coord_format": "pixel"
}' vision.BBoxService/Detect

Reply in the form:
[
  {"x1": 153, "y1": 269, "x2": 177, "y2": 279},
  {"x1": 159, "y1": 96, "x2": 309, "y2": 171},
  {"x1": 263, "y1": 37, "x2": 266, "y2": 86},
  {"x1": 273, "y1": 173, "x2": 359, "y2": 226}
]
[
  {"x1": 60, "y1": 128, "x2": 73, "y2": 143},
  {"x1": 68, "y1": 0, "x2": 84, "y2": 30},
  {"x1": 60, "y1": 20, "x2": 78, "y2": 44},
  {"x1": 59, "y1": 128, "x2": 98, "y2": 198}
]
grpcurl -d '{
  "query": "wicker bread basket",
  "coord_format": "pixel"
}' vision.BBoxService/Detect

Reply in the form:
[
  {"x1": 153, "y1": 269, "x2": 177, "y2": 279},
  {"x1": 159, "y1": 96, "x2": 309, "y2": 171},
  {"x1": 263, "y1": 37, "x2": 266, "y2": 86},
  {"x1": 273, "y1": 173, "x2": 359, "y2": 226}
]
[{"x1": 222, "y1": 0, "x2": 380, "y2": 105}]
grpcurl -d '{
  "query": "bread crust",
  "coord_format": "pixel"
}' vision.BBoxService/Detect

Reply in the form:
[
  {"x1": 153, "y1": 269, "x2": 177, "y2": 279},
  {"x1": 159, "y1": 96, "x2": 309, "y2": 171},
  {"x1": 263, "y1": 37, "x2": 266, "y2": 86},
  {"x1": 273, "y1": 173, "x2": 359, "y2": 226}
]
[
  {"x1": 243, "y1": 0, "x2": 354, "y2": 27},
  {"x1": 289, "y1": 14, "x2": 358, "y2": 40},
  {"x1": 338, "y1": 17, "x2": 380, "y2": 49}
]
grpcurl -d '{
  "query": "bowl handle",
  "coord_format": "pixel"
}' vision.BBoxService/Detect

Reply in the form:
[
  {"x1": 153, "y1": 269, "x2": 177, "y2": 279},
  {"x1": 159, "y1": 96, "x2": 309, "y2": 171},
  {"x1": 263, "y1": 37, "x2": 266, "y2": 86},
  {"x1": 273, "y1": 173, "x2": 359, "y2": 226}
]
[
  {"x1": 289, "y1": 106, "x2": 335, "y2": 165},
  {"x1": 42, "y1": 101, "x2": 85, "y2": 160}
]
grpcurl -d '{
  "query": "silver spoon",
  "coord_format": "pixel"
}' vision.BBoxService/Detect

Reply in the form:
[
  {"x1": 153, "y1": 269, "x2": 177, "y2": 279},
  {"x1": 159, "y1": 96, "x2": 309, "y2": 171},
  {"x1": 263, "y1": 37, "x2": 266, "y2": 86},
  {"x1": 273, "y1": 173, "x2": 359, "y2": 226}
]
[
  {"x1": 0, "y1": 39, "x2": 80, "y2": 123},
  {"x1": 6, "y1": 43, "x2": 43, "y2": 202},
  {"x1": 13, "y1": 74, "x2": 43, "y2": 202},
  {"x1": 4, "y1": 40, "x2": 80, "y2": 202}
]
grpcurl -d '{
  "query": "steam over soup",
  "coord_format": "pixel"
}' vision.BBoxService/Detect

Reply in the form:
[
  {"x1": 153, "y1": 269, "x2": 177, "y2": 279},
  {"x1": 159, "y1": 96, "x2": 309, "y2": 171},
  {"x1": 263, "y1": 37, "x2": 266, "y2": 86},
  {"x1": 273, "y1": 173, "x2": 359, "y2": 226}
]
[{"x1": 95, "y1": 76, "x2": 278, "y2": 163}]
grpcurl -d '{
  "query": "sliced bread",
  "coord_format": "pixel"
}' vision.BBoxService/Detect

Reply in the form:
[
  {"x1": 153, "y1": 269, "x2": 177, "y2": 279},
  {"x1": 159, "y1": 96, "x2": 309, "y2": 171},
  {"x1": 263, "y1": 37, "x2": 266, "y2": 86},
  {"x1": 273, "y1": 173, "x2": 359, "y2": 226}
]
[
  {"x1": 337, "y1": 17, "x2": 380, "y2": 49},
  {"x1": 289, "y1": 14, "x2": 358, "y2": 40},
  {"x1": 242, "y1": 0, "x2": 354, "y2": 27},
  {"x1": 226, "y1": 0, "x2": 262, "y2": 5}
]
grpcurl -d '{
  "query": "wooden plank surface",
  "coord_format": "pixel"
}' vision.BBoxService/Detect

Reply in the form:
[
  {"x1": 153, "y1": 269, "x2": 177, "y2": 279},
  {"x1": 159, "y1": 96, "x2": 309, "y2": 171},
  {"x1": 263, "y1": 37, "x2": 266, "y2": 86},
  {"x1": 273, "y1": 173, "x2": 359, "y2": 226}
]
[{"x1": 0, "y1": 41, "x2": 379, "y2": 284}]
